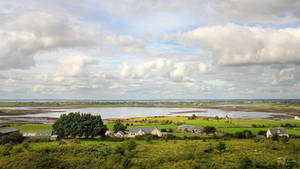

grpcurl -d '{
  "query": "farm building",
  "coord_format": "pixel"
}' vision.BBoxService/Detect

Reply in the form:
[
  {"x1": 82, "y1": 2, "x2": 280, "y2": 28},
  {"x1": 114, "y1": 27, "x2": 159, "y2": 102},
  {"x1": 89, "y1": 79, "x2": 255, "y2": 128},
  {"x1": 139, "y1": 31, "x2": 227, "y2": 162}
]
[
  {"x1": 0, "y1": 128, "x2": 19, "y2": 138},
  {"x1": 129, "y1": 127, "x2": 162, "y2": 137},
  {"x1": 114, "y1": 131, "x2": 126, "y2": 137},
  {"x1": 266, "y1": 128, "x2": 289, "y2": 138}
]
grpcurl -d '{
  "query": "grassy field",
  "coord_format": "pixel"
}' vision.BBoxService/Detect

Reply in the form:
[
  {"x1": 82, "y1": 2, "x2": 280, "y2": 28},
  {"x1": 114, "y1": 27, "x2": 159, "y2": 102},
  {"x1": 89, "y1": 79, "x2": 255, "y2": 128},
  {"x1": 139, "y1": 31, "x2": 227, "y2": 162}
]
[
  {"x1": 0, "y1": 139, "x2": 299, "y2": 168},
  {"x1": 1, "y1": 116, "x2": 300, "y2": 136}
]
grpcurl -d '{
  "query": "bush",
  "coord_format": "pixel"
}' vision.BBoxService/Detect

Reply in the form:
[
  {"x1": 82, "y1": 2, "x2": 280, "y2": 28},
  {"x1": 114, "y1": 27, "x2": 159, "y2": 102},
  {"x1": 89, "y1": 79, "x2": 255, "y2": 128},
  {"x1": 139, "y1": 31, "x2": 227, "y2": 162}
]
[
  {"x1": 161, "y1": 128, "x2": 167, "y2": 132},
  {"x1": 125, "y1": 140, "x2": 136, "y2": 151},
  {"x1": 1, "y1": 132, "x2": 24, "y2": 145},
  {"x1": 0, "y1": 143, "x2": 13, "y2": 156},
  {"x1": 243, "y1": 130, "x2": 253, "y2": 138},
  {"x1": 281, "y1": 136, "x2": 289, "y2": 143},
  {"x1": 203, "y1": 126, "x2": 216, "y2": 134},
  {"x1": 257, "y1": 130, "x2": 266, "y2": 136},
  {"x1": 204, "y1": 144, "x2": 213, "y2": 153},
  {"x1": 145, "y1": 135, "x2": 153, "y2": 143},
  {"x1": 216, "y1": 142, "x2": 226, "y2": 151},
  {"x1": 114, "y1": 145, "x2": 125, "y2": 155},
  {"x1": 188, "y1": 136, "x2": 201, "y2": 140},
  {"x1": 167, "y1": 128, "x2": 173, "y2": 132},
  {"x1": 239, "y1": 157, "x2": 253, "y2": 169},
  {"x1": 188, "y1": 114, "x2": 197, "y2": 120},
  {"x1": 162, "y1": 134, "x2": 177, "y2": 141},
  {"x1": 234, "y1": 130, "x2": 253, "y2": 139}
]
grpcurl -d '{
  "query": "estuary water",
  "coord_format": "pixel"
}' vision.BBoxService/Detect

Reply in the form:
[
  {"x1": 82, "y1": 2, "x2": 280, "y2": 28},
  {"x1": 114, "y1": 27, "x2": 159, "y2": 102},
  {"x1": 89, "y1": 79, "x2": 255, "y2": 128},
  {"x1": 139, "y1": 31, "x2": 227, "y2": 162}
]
[{"x1": 0, "y1": 106, "x2": 291, "y2": 124}]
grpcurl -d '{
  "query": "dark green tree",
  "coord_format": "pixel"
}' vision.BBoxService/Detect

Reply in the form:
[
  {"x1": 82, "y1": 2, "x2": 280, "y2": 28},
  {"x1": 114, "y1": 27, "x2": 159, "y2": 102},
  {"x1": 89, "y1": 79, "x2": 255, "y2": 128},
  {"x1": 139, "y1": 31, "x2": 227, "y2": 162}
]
[
  {"x1": 203, "y1": 126, "x2": 216, "y2": 135},
  {"x1": 53, "y1": 112, "x2": 107, "y2": 139},
  {"x1": 113, "y1": 119, "x2": 127, "y2": 133}
]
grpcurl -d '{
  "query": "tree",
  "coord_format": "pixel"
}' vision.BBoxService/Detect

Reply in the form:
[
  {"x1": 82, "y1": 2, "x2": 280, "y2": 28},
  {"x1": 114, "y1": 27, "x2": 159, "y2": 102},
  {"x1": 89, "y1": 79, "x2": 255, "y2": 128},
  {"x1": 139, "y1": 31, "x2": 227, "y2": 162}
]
[
  {"x1": 53, "y1": 112, "x2": 107, "y2": 139},
  {"x1": 113, "y1": 119, "x2": 127, "y2": 133},
  {"x1": 203, "y1": 126, "x2": 216, "y2": 135},
  {"x1": 188, "y1": 114, "x2": 197, "y2": 120},
  {"x1": 243, "y1": 130, "x2": 253, "y2": 138}
]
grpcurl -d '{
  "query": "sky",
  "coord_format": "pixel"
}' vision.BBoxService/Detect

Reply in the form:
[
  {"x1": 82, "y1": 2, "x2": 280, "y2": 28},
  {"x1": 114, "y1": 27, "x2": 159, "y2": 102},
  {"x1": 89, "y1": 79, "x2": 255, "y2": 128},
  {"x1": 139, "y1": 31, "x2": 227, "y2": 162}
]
[{"x1": 0, "y1": 0, "x2": 300, "y2": 100}]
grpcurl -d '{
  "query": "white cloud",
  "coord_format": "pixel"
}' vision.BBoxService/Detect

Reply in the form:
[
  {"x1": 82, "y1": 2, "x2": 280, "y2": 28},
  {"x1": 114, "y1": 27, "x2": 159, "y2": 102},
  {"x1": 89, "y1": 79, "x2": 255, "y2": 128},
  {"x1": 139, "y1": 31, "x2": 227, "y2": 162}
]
[
  {"x1": 0, "y1": 11, "x2": 100, "y2": 70},
  {"x1": 120, "y1": 62, "x2": 130, "y2": 78},
  {"x1": 135, "y1": 61, "x2": 154, "y2": 77},
  {"x1": 170, "y1": 62, "x2": 185, "y2": 81},
  {"x1": 198, "y1": 63, "x2": 210, "y2": 73},
  {"x1": 56, "y1": 55, "x2": 97, "y2": 77},
  {"x1": 163, "y1": 24, "x2": 300, "y2": 66}
]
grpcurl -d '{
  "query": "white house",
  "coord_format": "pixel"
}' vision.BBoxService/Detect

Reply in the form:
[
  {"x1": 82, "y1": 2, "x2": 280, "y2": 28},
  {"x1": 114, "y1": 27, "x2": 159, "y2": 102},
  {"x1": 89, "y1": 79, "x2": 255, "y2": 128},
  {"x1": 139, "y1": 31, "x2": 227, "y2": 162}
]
[
  {"x1": 129, "y1": 127, "x2": 162, "y2": 137},
  {"x1": 295, "y1": 116, "x2": 300, "y2": 120},
  {"x1": 266, "y1": 128, "x2": 289, "y2": 138},
  {"x1": 114, "y1": 131, "x2": 126, "y2": 137}
]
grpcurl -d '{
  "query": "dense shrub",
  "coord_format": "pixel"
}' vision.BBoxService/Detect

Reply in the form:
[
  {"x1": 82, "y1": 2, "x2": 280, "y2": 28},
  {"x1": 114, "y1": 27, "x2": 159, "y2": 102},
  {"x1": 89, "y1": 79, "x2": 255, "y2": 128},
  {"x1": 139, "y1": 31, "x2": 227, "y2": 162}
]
[
  {"x1": 1, "y1": 132, "x2": 24, "y2": 145},
  {"x1": 216, "y1": 142, "x2": 226, "y2": 151},
  {"x1": 161, "y1": 128, "x2": 167, "y2": 132},
  {"x1": 125, "y1": 140, "x2": 136, "y2": 151},
  {"x1": 239, "y1": 157, "x2": 253, "y2": 169},
  {"x1": 203, "y1": 126, "x2": 216, "y2": 134},
  {"x1": 204, "y1": 144, "x2": 213, "y2": 153},
  {"x1": 167, "y1": 128, "x2": 173, "y2": 132},
  {"x1": 280, "y1": 123, "x2": 296, "y2": 128},
  {"x1": 188, "y1": 114, "x2": 197, "y2": 120},
  {"x1": 257, "y1": 130, "x2": 266, "y2": 136},
  {"x1": 234, "y1": 130, "x2": 253, "y2": 139},
  {"x1": 162, "y1": 134, "x2": 177, "y2": 141}
]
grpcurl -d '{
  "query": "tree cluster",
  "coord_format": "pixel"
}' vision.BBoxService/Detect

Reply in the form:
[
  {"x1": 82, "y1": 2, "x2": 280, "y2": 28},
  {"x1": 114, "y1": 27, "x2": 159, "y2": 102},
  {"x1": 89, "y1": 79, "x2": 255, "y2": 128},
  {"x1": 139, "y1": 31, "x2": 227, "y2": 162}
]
[
  {"x1": 202, "y1": 126, "x2": 216, "y2": 134},
  {"x1": 53, "y1": 112, "x2": 107, "y2": 138}
]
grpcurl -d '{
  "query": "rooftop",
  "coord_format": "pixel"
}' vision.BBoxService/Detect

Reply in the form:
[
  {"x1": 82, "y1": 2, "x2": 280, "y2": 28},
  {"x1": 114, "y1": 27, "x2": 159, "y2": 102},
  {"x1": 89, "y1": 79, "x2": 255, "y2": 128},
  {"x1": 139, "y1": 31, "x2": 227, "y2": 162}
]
[{"x1": 0, "y1": 128, "x2": 19, "y2": 134}]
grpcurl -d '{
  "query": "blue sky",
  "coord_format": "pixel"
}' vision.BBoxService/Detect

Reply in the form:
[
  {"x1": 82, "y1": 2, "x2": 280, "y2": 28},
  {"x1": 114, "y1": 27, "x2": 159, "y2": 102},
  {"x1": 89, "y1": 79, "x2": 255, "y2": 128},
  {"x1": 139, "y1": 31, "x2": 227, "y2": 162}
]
[{"x1": 0, "y1": 0, "x2": 300, "y2": 99}]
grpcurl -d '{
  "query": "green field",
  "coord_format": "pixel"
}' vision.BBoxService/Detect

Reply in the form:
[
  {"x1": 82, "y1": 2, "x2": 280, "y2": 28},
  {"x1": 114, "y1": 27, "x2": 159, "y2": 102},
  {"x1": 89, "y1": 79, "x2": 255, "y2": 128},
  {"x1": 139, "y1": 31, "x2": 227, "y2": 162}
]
[
  {"x1": 1, "y1": 117, "x2": 300, "y2": 136},
  {"x1": 0, "y1": 139, "x2": 299, "y2": 168}
]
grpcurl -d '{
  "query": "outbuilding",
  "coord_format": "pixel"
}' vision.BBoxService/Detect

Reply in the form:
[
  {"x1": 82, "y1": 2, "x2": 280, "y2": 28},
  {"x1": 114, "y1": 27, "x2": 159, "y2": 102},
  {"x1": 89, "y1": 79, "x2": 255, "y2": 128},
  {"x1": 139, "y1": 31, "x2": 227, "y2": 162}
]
[
  {"x1": 266, "y1": 128, "x2": 289, "y2": 138},
  {"x1": 0, "y1": 128, "x2": 19, "y2": 138}
]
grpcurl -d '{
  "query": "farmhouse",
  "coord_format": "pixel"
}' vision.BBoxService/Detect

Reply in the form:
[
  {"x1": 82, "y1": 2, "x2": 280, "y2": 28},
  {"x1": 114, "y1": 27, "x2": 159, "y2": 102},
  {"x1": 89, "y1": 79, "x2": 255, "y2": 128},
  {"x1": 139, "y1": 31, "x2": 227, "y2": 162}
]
[
  {"x1": 0, "y1": 128, "x2": 19, "y2": 138},
  {"x1": 129, "y1": 127, "x2": 162, "y2": 137},
  {"x1": 266, "y1": 128, "x2": 289, "y2": 138},
  {"x1": 295, "y1": 116, "x2": 300, "y2": 120},
  {"x1": 114, "y1": 131, "x2": 126, "y2": 137}
]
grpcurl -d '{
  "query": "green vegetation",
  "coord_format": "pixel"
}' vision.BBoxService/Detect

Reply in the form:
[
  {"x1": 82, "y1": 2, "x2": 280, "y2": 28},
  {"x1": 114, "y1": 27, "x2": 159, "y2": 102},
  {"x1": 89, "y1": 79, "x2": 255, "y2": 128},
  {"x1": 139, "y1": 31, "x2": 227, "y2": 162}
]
[
  {"x1": 53, "y1": 113, "x2": 107, "y2": 138},
  {"x1": 0, "y1": 139, "x2": 299, "y2": 168},
  {"x1": 1, "y1": 132, "x2": 24, "y2": 145},
  {"x1": 1, "y1": 112, "x2": 300, "y2": 168},
  {"x1": 113, "y1": 120, "x2": 127, "y2": 133}
]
